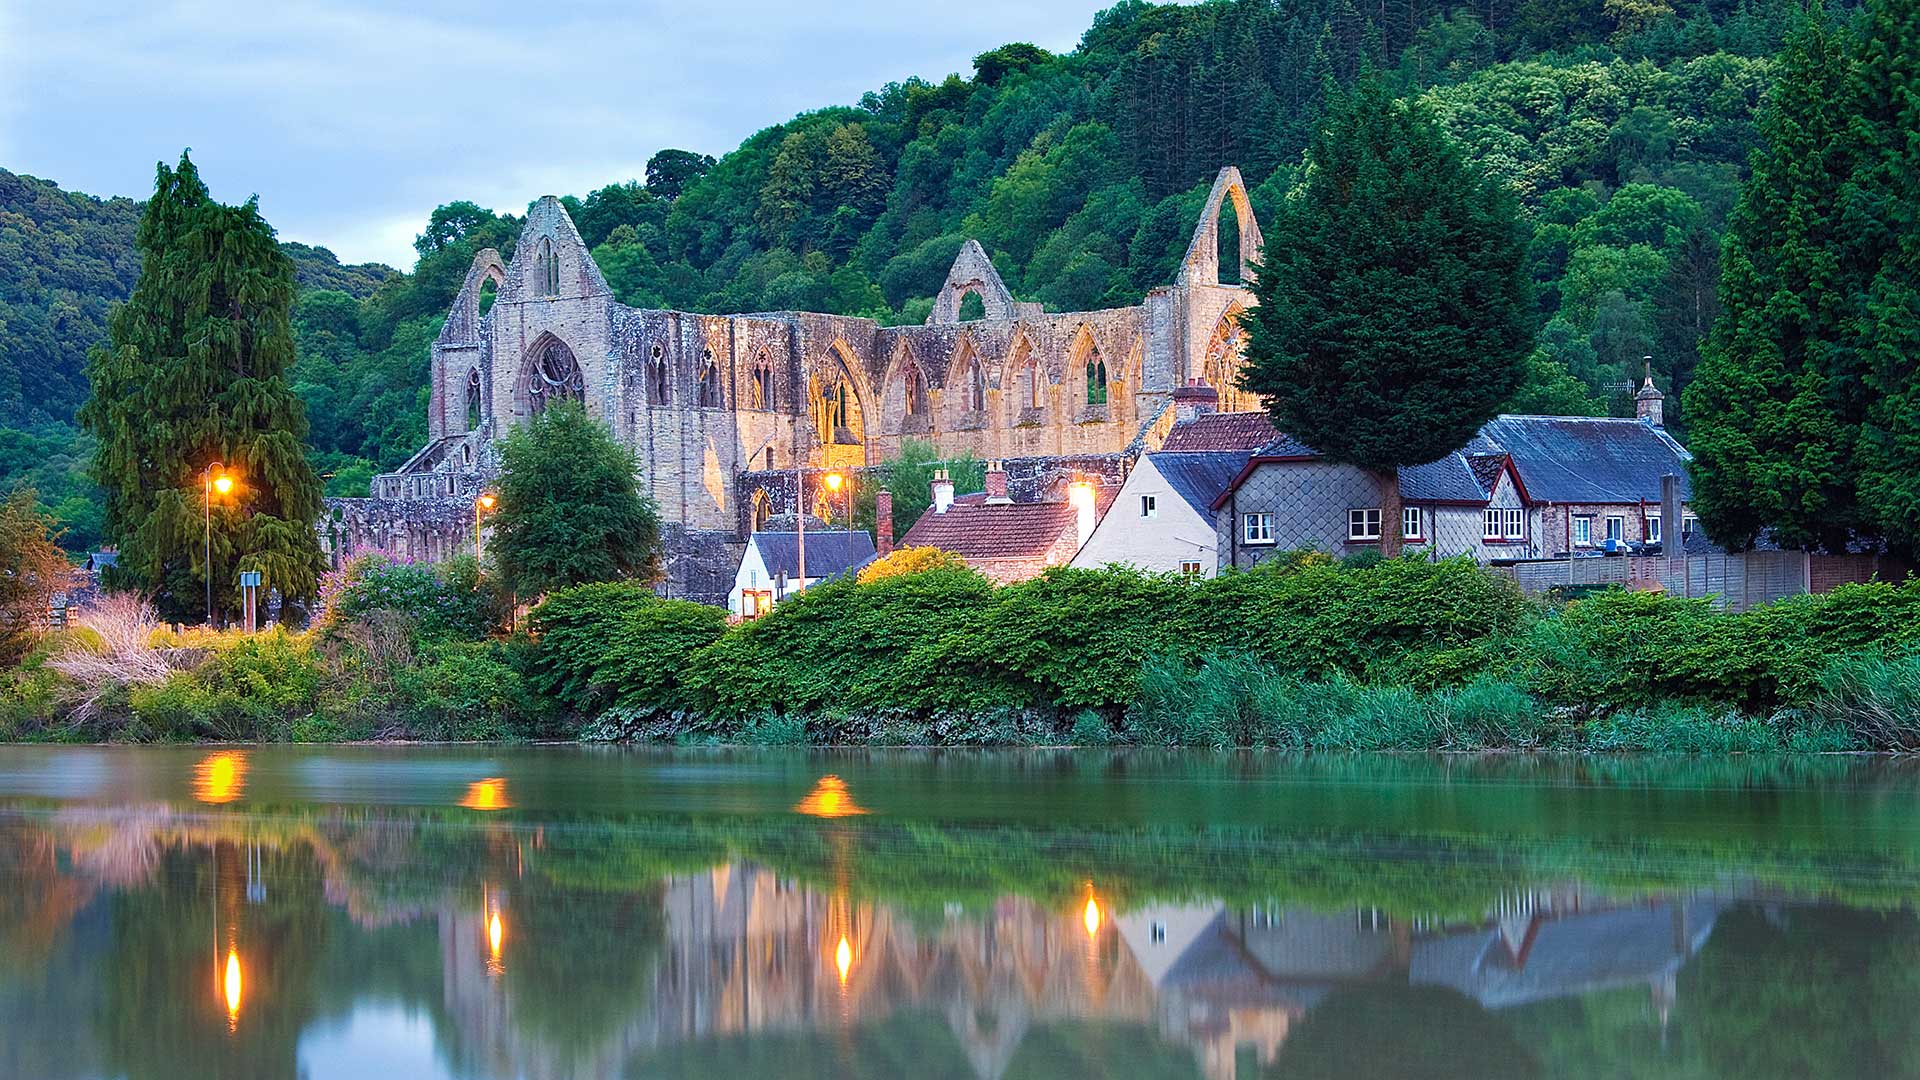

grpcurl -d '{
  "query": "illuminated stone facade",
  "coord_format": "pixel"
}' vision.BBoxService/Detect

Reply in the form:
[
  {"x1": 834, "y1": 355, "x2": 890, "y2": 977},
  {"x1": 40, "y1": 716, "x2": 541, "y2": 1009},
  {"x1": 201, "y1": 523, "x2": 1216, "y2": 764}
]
[{"x1": 324, "y1": 167, "x2": 1265, "y2": 603}]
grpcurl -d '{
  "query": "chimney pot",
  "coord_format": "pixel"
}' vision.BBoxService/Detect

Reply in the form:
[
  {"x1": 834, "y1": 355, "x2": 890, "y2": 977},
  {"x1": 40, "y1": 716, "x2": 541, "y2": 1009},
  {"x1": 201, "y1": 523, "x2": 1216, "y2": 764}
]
[
  {"x1": 984, "y1": 459, "x2": 1010, "y2": 505},
  {"x1": 931, "y1": 469, "x2": 954, "y2": 514},
  {"x1": 1172, "y1": 379, "x2": 1222, "y2": 423}
]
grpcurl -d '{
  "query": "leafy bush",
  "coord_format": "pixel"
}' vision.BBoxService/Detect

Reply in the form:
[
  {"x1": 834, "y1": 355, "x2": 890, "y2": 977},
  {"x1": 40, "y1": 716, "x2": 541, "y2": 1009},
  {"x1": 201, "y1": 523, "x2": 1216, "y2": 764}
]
[
  {"x1": 393, "y1": 643, "x2": 549, "y2": 740},
  {"x1": 526, "y1": 581, "x2": 661, "y2": 710},
  {"x1": 326, "y1": 554, "x2": 506, "y2": 643},
  {"x1": 856, "y1": 546, "x2": 965, "y2": 583}
]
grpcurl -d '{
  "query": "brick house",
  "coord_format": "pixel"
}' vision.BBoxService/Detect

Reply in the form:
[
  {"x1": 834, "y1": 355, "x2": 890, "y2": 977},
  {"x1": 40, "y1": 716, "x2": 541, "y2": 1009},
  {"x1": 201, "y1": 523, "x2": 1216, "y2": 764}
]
[{"x1": 899, "y1": 462, "x2": 1101, "y2": 584}]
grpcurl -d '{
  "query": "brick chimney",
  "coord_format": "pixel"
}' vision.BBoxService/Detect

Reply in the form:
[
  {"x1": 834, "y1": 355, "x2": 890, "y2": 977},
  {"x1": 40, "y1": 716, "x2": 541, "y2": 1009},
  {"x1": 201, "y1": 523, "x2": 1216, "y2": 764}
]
[
  {"x1": 1635, "y1": 357, "x2": 1666, "y2": 428},
  {"x1": 931, "y1": 469, "x2": 954, "y2": 514},
  {"x1": 984, "y1": 459, "x2": 1010, "y2": 505},
  {"x1": 1172, "y1": 378, "x2": 1221, "y2": 423},
  {"x1": 875, "y1": 489, "x2": 894, "y2": 556}
]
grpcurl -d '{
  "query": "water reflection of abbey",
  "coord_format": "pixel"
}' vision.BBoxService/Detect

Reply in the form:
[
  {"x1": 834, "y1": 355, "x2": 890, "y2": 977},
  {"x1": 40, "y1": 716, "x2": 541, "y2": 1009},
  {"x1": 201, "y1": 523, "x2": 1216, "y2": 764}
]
[{"x1": 9, "y1": 817, "x2": 1724, "y2": 1080}]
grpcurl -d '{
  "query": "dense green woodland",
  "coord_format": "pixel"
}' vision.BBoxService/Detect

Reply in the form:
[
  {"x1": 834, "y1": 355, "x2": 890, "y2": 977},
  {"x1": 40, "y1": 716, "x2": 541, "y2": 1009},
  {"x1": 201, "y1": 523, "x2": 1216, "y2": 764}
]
[{"x1": 0, "y1": 0, "x2": 1849, "y2": 549}]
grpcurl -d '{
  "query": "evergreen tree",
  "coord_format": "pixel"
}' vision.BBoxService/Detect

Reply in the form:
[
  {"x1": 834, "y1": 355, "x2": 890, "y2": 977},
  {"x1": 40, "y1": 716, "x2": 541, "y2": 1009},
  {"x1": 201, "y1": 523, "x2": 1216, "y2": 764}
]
[
  {"x1": 0, "y1": 488, "x2": 72, "y2": 664},
  {"x1": 1242, "y1": 78, "x2": 1532, "y2": 555},
  {"x1": 1845, "y1": 0, "x2": 1920, "y2": 547},
  {"x1": 1682, "y1": 9, "x2": 1858, "y2": 551},
  {"x1": 489, "y1": 400, "x2": 660, "y2": 597},
  {"x1": 79, "y1": 152, "x2": 326, "y2": 624}
]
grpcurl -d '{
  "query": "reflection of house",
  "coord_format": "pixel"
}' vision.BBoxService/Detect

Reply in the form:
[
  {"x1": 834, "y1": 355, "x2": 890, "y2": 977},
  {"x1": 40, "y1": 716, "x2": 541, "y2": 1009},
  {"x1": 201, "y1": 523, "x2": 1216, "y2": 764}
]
[
  {"x1": 727, "y1": 530, "x2": 876, "y2": 618},
  {"x1": 899, "y1": 462, "x2": 1102, "y2": 584}
]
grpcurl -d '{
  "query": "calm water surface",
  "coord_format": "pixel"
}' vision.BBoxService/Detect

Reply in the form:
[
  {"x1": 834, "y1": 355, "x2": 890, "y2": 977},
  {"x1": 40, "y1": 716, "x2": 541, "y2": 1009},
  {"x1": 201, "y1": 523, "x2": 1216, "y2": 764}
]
[{"x1": 1, "y1": 745, "x2": 1917, "y2": 1078}]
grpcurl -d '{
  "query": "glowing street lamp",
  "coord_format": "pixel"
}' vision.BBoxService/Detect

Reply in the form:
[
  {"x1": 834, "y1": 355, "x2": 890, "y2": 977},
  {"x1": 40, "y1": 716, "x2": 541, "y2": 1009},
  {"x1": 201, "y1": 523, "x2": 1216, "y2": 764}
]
[
  {"x1": 202, "y1": 462, "x2": 237, "y2": 626},
  {"x1": 475, "y1": 492, "x2": 498, "y2": 563},
  {"x1": 824, "y1": 471, "x2": 852, "y2": 543}
]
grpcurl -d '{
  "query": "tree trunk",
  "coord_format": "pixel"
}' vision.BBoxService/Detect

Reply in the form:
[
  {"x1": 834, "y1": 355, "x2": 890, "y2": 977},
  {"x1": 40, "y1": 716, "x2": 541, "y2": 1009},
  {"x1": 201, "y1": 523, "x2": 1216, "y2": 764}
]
[{"x1": 1377, "y1": 468, "x2": 1403, "y2": 559}]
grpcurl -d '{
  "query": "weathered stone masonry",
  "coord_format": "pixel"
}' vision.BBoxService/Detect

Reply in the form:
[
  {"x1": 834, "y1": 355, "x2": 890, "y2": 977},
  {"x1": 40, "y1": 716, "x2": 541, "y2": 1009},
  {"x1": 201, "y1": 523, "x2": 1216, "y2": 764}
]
[{"x1": 323, "y1": 167, "x2": 1264, "y2": 604}]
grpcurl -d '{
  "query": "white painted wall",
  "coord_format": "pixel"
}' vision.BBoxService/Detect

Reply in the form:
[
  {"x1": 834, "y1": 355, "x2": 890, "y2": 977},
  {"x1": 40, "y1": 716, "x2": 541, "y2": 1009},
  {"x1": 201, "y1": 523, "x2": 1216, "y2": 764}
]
[
  {"x1": 726, "y1": 538, "x2": 814, "y2": 617},
  {"x1": 1070, "y1": 456, "x2": 1219, "y2": 576}
]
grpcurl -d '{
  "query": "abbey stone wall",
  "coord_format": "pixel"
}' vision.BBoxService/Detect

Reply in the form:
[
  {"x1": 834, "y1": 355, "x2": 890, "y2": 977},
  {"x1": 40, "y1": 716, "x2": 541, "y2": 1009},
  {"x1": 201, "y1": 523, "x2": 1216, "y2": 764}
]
[{"x1": 322, "y1": 167, "x2": 1265, "y2": 605}]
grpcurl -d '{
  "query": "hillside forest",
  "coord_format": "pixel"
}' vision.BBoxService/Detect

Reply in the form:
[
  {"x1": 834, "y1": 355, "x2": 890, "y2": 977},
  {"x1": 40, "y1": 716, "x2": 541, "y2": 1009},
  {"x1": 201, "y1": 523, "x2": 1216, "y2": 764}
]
[{"x1": 0, "y1": 0, "x2": 1838, "y2": 550}]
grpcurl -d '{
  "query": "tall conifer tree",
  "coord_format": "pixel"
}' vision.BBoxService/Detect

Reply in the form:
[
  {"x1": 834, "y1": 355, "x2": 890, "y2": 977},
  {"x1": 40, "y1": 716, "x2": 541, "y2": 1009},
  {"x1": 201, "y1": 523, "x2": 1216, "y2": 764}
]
[
  {"x1": 1242, "y1": 78, "x2": 1531, "y2": 556},
  {"x1": 1682, "y1": 8, "x2": 1859, "y2": 551},
  {"x1": 79, "y1": 152, "x2": 325, "y2": 623},
  {"x1": 1846, "y1": 0, "x2": 1920, "y2": 546}
]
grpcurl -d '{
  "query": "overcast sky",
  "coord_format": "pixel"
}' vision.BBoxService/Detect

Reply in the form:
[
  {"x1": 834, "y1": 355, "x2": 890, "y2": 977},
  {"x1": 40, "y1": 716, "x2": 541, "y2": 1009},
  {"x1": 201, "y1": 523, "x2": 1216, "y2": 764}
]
[{"x1": 0, "y1": 0, "x2": 1110, "y2": 268}]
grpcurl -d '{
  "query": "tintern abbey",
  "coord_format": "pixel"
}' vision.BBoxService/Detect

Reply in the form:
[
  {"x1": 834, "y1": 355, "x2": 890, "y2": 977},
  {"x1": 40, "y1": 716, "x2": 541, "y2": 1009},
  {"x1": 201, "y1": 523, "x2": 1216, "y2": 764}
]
[{"x1": 325, "y1": 168, "x2": 1264, "y2": 603}]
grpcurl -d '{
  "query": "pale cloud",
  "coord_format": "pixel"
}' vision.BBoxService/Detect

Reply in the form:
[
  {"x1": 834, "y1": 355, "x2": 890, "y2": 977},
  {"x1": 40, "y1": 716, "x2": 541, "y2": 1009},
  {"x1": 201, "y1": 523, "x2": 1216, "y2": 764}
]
[{"x1": 1, "y1": 0, "x2": 1106, "y2": 267}]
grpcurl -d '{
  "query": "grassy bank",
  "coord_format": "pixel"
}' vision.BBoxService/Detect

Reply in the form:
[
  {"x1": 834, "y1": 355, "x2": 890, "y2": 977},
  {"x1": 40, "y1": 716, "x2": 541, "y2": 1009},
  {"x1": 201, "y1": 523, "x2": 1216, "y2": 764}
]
[{"x1": 4, "y1": 552, "x2": 1918, "y2": 749}]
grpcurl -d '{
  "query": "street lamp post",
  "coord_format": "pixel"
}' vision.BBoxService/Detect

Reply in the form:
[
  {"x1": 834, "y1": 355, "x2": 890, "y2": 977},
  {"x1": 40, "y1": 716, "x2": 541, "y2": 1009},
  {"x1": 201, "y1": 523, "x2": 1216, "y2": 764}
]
[
  {"x1": 202, "y1": 462, "x2": 234, "y2": 626},
  {"x1": 474, "y1": 492, "x2": 497, "y2": 563}
]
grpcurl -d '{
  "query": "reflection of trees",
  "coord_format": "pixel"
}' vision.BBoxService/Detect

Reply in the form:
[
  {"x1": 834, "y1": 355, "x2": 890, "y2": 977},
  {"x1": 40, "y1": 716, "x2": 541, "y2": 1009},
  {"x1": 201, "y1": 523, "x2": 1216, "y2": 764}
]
[
  {"x1": 1679, "y1": 905, "x2": 1920, "y2": 1079},
  {"x1": 1267, "y1": 985, "x2": 1540, "y2": 1079},
  {"x1": 501, "y1": 874, "x2": 665, "y2": 1054},
  {"x1": 97, "y1": 843, "x2": 332, "y2": 1080}
]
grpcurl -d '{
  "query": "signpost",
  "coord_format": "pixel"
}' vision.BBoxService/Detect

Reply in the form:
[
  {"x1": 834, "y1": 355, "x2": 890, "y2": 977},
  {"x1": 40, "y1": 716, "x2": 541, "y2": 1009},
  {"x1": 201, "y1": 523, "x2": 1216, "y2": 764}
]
[{"x1": 239, "y1": 571, "x2": 263, "y2": 634}]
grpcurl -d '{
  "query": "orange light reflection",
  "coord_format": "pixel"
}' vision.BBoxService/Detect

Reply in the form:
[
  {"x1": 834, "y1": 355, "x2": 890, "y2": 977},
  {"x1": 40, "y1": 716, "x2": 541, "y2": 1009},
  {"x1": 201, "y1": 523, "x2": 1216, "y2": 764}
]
[
  {"x1": 193, "y1": 751, "x2": 249, "y2": 804},
  {"x1": 222, "y1": 948, "x2": 242, "y2": 1027},
  {"x1": 1084, "y1": 896, "x2": 1102, "y2": 937},
  {"x1": 835, "y1": 936, "x2": 852, "y2": 984},
  {"x1": 795, "y1": 775, "x2": 868, "y2": 818},
  {"x1": 459, "y1": 778, "x2": 511, "y2": 811}
]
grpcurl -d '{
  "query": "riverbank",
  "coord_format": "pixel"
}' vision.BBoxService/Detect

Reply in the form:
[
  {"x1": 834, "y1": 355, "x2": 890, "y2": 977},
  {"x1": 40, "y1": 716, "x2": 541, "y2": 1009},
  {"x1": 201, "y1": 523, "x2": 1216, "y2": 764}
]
[{"x1": 4, "y1": 553, "x2": 1917, "y2": 750}]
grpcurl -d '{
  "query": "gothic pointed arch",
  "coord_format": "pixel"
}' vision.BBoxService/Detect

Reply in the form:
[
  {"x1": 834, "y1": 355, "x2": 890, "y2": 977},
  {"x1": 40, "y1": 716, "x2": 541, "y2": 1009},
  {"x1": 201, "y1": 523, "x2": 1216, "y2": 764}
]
[
  {"x1": 1005, "y1": 331, "x2": 1048, "y2": 425},
  {"x1": 809, "y1": 339, "x2": 868, "y2": 468},
  {"x1": 464, "y1": 367, "x2": 483, "y2": 431},
  {"x1": 926, "y1": 240, "x2": 1016, "y2": 324},
  {"x1": 1071, "y1": 325, "x2": 1109, "y2": 407},
  {"x1": 948, "y1": 335, "x2": 987, "y2": 422},
  {"x1": 747, "y1": 345, "x2": 778, "y2": 411},
  {"x1": 537, "y1": 237, "x2": 559, "y2": 296},
  {"x1": 646, "y1": 342, "x2": 671, "y2": 406},
  {"x1": 1176, "y1": 166, "x2": 1264, "y2": 287},
  {"x1": 519, "y1": 333, "x2": 584, "y2": 418},
  {"x1": 696, "y1": 346, "x2": 724, "y2": 408},
  {"x1": 751, "y1": 488, "x2": 772, "y2": 532},
  {"x1": 1202, "y1": 303, "x2": 1257, "y2": 412}
]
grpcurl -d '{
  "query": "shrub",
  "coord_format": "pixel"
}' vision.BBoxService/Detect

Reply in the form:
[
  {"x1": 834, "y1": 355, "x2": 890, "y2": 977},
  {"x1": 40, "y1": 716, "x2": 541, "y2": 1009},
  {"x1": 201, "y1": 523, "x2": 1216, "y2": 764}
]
[
  {"x1": 527, "y1": 581, "x2": 662, "y2": 710},
  {"x1": 326, "y1": 555, "x2": 506, "y2": 643},
  {"x1": 393, "y1": 643, "x2": 548, "y2": 740},
  {"x1": 1427, "y1": 677, "x2": 1547, "y2": 749},
  {"x1": 1808, "y1": 652, "x2": 1920, "y2": 750},
  {"x1": 1579, "y1": 702, "x2": 1785, "y2": 753},
  {"x1": 856, "y1": 546, "x2": 965, "y2": 583}
]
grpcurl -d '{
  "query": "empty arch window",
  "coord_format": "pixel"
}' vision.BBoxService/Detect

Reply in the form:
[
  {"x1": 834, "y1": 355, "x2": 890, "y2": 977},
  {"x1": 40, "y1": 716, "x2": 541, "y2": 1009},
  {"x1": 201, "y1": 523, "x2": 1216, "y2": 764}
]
[
  {"x1": 464, "y1": 368, "x2": 482, "y2": 430},
  {"x1": 537, "y1": 237, "x2": 558, "y2": 296},
  {"x1": 647, "y1": 344, "x2": 670, "y2": 406},
  {"x1": 903, "y1": 365, "x2": 928, "y2": 417},
  {"x1": 697, "y1": 349, "x2": 724, "y2": 408},
  {"x1": 1085, "y1": 348, "x2": 1109, "y2": 406},
  {"x1": 750, "y1": 354, "x2": 776, "y2": 410},
  {"x1": 526, "y1": 338, "x2": 583, "y2": 414}
]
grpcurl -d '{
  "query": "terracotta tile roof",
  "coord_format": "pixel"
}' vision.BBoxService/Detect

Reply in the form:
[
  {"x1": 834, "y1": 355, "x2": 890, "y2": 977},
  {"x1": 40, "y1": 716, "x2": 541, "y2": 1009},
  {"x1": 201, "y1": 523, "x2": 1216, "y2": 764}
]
[
  {"x1": 1160, "y1": 411, "x2": 1280, "y2": 453},
  {"x1": 900, "y1": 501, "x2": 1080, "y2": 561}
]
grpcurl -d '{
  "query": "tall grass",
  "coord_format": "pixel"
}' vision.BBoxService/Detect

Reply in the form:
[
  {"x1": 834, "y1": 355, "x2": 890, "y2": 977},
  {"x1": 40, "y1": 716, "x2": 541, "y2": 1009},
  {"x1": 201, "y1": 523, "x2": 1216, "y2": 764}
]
[{"x1": 1810, "y1": 653, "x2": 1920, "y2": 750}]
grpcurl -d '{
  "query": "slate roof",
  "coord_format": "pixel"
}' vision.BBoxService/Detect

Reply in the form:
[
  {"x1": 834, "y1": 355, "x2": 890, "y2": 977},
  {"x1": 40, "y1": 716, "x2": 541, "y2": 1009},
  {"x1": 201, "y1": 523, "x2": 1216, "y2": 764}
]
[
  {"x1": 900, "y1": 501, "x2": 1080, "y2": 561},
  {"x1": 749, "y1": 531, "x2": 876, "y2": 581},
  {"x1": 1400, "y1": 450, "x2": 1499, "y2": 503},
  {"x1": 1160, "y1": 411, "x2": 1281, "y2": 453},
  {"x1": 1150, "y1": 451, "x2": 1251, "y2": 517},
  {"x1": 1479, "y1": 415, "x2": 1691, "y2": 504}
]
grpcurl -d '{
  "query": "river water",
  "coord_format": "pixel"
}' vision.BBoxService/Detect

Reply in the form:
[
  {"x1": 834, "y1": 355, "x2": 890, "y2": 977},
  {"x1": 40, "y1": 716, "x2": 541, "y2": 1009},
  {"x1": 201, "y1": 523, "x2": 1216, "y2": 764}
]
[{"x1": 0, "y1": 745, "x2": 1915, "y2": 1078}]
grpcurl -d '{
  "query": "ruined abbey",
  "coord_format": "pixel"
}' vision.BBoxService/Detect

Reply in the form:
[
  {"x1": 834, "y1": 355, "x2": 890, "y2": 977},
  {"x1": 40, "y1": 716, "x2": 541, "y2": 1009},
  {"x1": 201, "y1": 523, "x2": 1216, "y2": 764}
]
[{"x1": 325, "y1": 167, "x2": 1264, "y2": 603}]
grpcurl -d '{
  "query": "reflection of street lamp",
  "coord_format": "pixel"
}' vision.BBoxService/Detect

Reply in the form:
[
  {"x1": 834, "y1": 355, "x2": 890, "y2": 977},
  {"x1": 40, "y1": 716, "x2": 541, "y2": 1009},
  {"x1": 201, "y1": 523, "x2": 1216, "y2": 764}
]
[
  {"x1": 203, "y1": 462, "x2": 236, "y2": 626},
  {"x1": 475, "y1": 492, "x2": 497, "y2": 563}
]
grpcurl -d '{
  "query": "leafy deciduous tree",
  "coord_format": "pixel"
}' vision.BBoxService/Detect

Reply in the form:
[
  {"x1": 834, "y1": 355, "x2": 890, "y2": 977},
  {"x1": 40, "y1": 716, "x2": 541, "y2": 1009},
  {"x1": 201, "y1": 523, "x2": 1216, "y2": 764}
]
[{"x1": 490, "y1": 400, "x2": 660, "y2": 597}]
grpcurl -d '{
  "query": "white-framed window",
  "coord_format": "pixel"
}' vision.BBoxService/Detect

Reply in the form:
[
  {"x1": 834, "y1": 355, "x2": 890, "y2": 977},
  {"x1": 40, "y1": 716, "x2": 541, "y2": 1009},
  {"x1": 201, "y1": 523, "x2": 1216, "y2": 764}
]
[
  {"x1": 1645, "y1": 515, "x2": 1662, "y2": 543},
  {"x1": 1348, "y1": 508, "x2": 1382, "y2": 541},
  {"x1": 1605, "y1": 515, "x2": 1626, "y2": 542},
  {"x1": 1243, "y1": 512, "x2": 1274, "y2": 545},
  {"x1": 1402, "y1": 506, "x2": 1423, "y2": 541},
  {"x1": 1180, "y1": 560, "x2": 1203, "y2": 580},
  {"x1": 1140, "y1": 494, "x2": 1157, "y2": 518},
  {"x1": 1572, "y1": 516, "x2": 1593, "y2": 547},
  {"x1": 1683, "y1": 513, "x2": 1699, "y2": 536},
  {"x1": 1484, "y1": 508, "x2": 1502, "y2": 539},
  {"x1": 1502, "y1": 507, "x2": 1525, "y2": 540}
]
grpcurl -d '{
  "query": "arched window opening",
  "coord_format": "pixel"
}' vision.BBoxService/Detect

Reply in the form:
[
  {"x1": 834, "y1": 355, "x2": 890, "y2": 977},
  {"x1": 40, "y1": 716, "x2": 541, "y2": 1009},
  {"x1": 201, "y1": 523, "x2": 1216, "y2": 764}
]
[
  {"x1": 697, "y1": 349, "x2": 724, "y2": 408},
  {"x1": 903, "y1": 365, "x2": 928, "y2": 418},
  {"x1": 811, "y1": 366, "x2": 863, "y2": 447},
  {"x1": 958, "y1": 290, "x2": 986, "y2": 321},
  {"x1": 751, "y1": 488, "x2": 772, "y2": 531},
  {"x1": 1085, "y1": 347, "x2": 1109, "y2": 406},
  {"x1": 1019, "y1": 361, "x2": 1045, "y2": 411},
  {"x1": 750, "y1": 354, "x2": 776, "y2": 410},
  {"x1": 526, "y1": 338, "x2": 583, "y2": 415},
  {"x1": 538, "y1": 237, "x2": 559, "y2": 296},
  {"x1": 1216, "y1": 197, "x2": 1242, "y2": 286},
  {"x1": 1203, "y1": 306, "x2": 1253, "y2": 412},
  {"x1": 477, "y1": 276, "x2": 498, "y2": 316},
  {"x1": 648, "y1": 343, "x2": 670, "y2": 406},
  {"x1": 464, "y1": 368, "x2": 483, "y2": 430}
]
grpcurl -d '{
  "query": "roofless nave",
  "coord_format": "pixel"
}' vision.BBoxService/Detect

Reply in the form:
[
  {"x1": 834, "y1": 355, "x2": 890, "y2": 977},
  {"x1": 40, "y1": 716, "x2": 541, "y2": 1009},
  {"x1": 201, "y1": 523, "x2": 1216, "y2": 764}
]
[{"x1": 326, "y1": 167, "x2": 1266, "y2": 603}]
